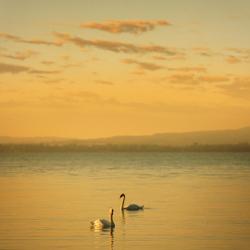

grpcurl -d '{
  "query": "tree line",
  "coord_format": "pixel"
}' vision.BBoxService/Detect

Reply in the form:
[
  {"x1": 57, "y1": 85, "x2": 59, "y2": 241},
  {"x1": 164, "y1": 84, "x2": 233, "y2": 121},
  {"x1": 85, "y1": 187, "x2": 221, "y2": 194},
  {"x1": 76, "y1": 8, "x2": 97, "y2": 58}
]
[{"x1": 0, "y1": 143, "x2": 250, "y2": 152}]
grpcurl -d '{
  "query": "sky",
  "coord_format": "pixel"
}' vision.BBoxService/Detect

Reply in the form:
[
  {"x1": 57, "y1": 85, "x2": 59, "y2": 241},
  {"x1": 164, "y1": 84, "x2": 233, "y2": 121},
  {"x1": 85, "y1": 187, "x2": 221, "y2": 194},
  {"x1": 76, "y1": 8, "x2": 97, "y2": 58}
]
[{"x1": 0, "y1": 0, "x2": 250, "y2": 138}]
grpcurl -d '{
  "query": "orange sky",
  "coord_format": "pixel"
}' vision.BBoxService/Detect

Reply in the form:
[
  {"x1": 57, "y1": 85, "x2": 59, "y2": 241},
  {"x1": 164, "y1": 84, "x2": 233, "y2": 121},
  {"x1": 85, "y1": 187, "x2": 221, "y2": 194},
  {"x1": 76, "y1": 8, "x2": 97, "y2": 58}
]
[{"x1": 0, "y1": 0, "x2": 250, "y2": 138}]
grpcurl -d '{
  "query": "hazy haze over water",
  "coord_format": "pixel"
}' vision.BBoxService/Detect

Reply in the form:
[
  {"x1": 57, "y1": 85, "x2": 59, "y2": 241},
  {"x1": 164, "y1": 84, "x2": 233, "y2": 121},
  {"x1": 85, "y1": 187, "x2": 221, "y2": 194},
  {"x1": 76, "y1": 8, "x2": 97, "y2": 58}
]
[{"x1": 0, "y1": 152, "x2": 250, "y2": 250}]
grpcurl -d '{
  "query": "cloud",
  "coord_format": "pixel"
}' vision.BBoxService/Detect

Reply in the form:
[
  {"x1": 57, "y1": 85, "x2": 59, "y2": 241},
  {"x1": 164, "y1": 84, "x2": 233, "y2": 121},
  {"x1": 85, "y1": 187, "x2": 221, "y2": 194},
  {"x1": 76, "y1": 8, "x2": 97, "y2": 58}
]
[
  {"x1": 53, "y1": 32, "x2": 180, "y2": 56},
  {"x1": 61, "y1": 62, "x2": 82, "y2": 69},
  {"x1": 225, "y1": 55, "x2": 241, "y2": 64},
  {"x1": 168, "y1": 66, "x2": 206, "y2": 73},
  {"x1": 0, "y1": 62, "x2": 30, "y2": 74},
  {"x1": 226, "y1": 48, "x2": 250, "y2": 62},
  {"x1": 25, "y1": 39, "x2": 62, "y2": 46},
  {"x1": 227, "y1": 48, "x2": 250, "y2": 55},
  {"x1": 1, "y1": 50, "x2": 38, "y2": 60},
  {"x1": 95, "y1": 80, "x2": 114, "y2": 85},
  {"x1": 192, "y1": 47, "x2": 214, "y2": 57},
  {"x1": 43, "y1": 78, "x2": 64, "y2": 84},
  {"x1": 199, "y1": 75, "x2": 229, "y2": 83},
  {"x1": 0, "y1": 31, "x2": 183, "y2": 57},
  {"x1": 0, "y1": 32, "x2": 63, "y2": 47},
  {"x1": 167, "y1": 73, "x2": 230, "y2": 86},
  {"x1": 217, "y1": 76, "x2": 250, "y2": 99},
  {"x1": 152, "y1": 56, "x2": 167, "y2": 61},
  {"x1": 80, "y1": 19, "x2": 170, "y2": 34},
  {"x1": 29, "y1": 69, "x2": 60, "y2": 75},
  {"x1": 122, "y1": 58, "x2": 164, "y2": 71},
  {"x1": 0, "y1": 62, "x2": 60, "y2": 75},
  {"x1": 0, "y1": 33, "x2": 20, "y2": 41},
  {"x1": 41, "y1": 60, "x2": 55, "y2": 65},
  {"x1": 168, "y1": 74, "x2": 198, "y2": 85},
  {"x1": 193, "y1": 47, "x2": 250, "y2": 63},
  {"x1": 55, "y1": 91, "x2": 102, "y2": 104},
  {"x1": 131, "y1": 70, "x2": 146, "y2": 75}
]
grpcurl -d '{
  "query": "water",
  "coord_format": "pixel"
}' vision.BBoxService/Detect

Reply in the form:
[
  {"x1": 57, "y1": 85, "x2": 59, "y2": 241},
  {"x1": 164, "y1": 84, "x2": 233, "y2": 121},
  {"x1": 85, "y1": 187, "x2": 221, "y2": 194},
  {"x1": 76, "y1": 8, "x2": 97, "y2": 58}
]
[{"x1": 0, "y1": 152, "x2": 250, "y2": 250}]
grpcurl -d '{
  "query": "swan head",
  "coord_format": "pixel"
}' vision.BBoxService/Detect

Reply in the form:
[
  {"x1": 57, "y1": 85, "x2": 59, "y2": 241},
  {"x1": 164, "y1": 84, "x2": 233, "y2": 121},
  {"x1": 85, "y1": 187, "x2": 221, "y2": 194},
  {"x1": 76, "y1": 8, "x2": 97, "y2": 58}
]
[
  {"x1": 109, "y1": 208, "x2": 114, "y2": 216},
  {"x1": 120, "y1": 193, "x2": 125, "y2": 198}
]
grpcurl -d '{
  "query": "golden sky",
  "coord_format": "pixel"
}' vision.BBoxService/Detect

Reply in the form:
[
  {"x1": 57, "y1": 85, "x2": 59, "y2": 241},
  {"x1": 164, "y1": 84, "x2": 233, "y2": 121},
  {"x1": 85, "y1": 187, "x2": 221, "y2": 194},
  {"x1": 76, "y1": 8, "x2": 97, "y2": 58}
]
[{"x1": 1, "y1": 0, "x2": 250, "y2": 138}]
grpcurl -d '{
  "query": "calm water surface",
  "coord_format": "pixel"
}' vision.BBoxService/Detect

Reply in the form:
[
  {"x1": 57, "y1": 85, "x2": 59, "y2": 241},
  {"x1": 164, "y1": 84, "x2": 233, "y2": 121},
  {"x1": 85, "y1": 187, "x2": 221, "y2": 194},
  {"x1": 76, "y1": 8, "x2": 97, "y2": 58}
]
[{"x1": 0, "y1": 152, "x2": 250, "y2": 250}]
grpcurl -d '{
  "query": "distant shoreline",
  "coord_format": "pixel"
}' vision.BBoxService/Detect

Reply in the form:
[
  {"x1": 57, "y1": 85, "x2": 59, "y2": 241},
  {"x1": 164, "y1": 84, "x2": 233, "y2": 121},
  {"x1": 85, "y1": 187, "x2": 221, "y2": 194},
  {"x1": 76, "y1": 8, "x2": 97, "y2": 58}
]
[{"x1": 1, "y1": 143, "x2": 250, "y2": 152}]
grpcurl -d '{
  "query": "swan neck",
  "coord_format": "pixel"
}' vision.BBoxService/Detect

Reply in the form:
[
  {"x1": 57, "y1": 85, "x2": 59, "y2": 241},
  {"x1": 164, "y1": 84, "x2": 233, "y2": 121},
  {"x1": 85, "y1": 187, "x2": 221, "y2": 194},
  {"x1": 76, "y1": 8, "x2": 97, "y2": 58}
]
[
  {"x1": 121, "y1": 195, "x2": 125, "y2": 210},
  {"x1": 110, "y1": 213, "x2": 114, "y2": 225}
]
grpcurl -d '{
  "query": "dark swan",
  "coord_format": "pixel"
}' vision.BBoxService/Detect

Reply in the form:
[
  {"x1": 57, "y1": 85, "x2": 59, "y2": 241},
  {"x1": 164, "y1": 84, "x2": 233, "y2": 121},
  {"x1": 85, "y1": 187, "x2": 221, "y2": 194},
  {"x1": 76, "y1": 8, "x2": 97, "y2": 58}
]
[{"x1": 120, "y1": 193, "x2": 144, "y2": 211}]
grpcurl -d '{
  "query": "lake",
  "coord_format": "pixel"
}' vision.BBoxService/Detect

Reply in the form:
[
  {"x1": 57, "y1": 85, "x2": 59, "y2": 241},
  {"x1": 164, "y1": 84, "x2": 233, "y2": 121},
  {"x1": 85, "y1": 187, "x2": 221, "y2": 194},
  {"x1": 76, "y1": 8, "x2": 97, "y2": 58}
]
[{"x1": 0, "y1": 152, "x2": 250, "y2": 250}]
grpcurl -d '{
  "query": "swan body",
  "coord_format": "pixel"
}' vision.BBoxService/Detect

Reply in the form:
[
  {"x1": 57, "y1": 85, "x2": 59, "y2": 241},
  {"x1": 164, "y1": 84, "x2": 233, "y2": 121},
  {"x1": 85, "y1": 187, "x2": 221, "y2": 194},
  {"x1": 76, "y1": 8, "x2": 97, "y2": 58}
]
[
  {"x1": 120, "y1": 193, "x2": 144, "y2": 211},
  {"x1": 125, "y1": 203, "x2": 144, "y2": 211},
  {"x1": 91, "y1": 218, "x2": 114, "y2": 229},
  {"x1": 91, "y1": 208, "x2": 115, "y2": 229}
]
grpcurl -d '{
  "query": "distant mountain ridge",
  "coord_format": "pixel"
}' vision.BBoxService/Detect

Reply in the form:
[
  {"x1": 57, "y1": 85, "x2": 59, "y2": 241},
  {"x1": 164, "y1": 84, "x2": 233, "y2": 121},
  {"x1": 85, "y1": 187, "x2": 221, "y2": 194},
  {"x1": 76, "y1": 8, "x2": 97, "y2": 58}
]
[{"x1": 1, "y1": 127, "x2": 250, "y2": 146}]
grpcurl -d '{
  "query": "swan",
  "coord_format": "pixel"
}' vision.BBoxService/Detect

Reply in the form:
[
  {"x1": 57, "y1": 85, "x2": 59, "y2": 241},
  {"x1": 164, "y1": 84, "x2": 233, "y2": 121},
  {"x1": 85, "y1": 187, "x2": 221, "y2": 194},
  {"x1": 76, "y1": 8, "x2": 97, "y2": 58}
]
[
  {"x1": 91, "y1": 208, "x2": 115, "y2": 229},
  {"x1": 120, "y1": 193, "x2": 144, "y2": 211}
]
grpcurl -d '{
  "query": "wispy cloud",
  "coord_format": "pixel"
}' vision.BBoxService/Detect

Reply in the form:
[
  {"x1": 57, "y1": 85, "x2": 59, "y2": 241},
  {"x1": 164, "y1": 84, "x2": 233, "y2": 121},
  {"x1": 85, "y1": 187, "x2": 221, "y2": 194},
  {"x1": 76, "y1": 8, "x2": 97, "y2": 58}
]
[
  {"x1": 1, "y1": 50, "x2": 38, "y2": 60},
  {"x1": 95, "y1": 80, "x2": 115, "y2": 85},
  {"x1": 227, "y1": 48, "x2": 250, "y2": 55},
  {"x1": 80, "y1": 19, "x2": 170, "y2": 34},
  {"x1": 0, "y1": 31, "x2": 182, "y2": 57},
  {"x1": 193, "y1": 47, "x2": 250, "y2": 63},
  {"x1": 0, "y1": 62, "x2": 60, "y2": 75},
  {"x1": 225, "y1": 55, "x2": 241, "y2": 64},
  {"x1": 192, "y1": 47, "x2": 214, "y2": 57},
  {"x1": 217, "y1": 76, "x2": 250, "y2": 99},
  {"x1": 41, "y1": 60, "x2": 55, "y2": 65},
  {"x1": 199, "y1": 75, "x2": 229, "y2": 83},
  {"x1": 61, "y1": 62, "x2": 82, "y2": 69},
  {"x1": 54, "y1": 32, "x2": 181, "y2": 56},
  {"x1": 152, "y1": 56, "x2": 167, "y2": 61},
  {"x1": 168, "y1": 66, "x2": 206, "y2": 73},
  {"x1": 168, "y1": 74, "x2": 198, "y2": 85},
  {"x1": 122, "y1": 58, "x2": 164, "y2": 71},
  {"x1": 0, "y1": 32, "x2": 63, "y2": 46},
  {"x1": 29, "y1": 69, "x2": 60, "y2": 75},
  {"x1": 0, "y1": 62, "x2": 30, "y2": 74},
  {"x1": 225, "y1": 48, "x2": 250, "y2": 63},
  {"x1": 167, "y1": 73, "x2": 230, "y2": 86},
  {"x1": 51, "y1": 91, "x2": 103, "y2": 105},
  {"x1": 131, "y1": 70, "x2": 146, "y2": 75}
]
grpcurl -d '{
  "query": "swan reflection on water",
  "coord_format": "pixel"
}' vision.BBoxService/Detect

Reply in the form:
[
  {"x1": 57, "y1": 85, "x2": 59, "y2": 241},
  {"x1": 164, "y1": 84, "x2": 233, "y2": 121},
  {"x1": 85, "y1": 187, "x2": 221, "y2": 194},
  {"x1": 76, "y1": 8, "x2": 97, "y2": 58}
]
[
  {"x1": 91, "y1": 225, "x2": 114, "y2": 250},
  {"x1": 90, "y1": 208, "x2": 115, "y2": 249},
  {"x1": 121, "y1": 209, "x2": 126, "y2": 224}
]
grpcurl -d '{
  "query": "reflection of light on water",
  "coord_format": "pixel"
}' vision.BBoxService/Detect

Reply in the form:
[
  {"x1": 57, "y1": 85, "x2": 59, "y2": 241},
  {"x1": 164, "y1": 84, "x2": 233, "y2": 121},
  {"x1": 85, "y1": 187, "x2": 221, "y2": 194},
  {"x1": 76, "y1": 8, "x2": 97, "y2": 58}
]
[
  {"x1": 125, "y1": 209, "x2": 144, "y2": 217},
  {"x1": 3, "y1": 152, "x2": 250, "y2": 250}
]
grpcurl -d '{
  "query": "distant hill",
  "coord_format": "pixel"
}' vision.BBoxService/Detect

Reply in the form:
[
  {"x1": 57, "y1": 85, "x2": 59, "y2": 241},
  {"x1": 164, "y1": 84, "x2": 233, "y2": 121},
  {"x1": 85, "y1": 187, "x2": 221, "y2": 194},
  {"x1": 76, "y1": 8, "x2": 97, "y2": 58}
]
[
  {"x1": 1, "y1": 127, "x2": 250, "y2": 146},
  {"x1": 84, "y1": 127, "x2": 250, "y2": 146}
]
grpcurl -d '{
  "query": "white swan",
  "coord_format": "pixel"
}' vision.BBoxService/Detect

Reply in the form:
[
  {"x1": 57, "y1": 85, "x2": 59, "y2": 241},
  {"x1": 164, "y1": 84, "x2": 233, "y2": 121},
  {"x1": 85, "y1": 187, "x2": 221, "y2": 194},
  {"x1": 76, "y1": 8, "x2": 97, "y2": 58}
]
[
  {"x1": 91, "y1": 208, "x2": 115, "y2": 229},
  {"x1": 120, "y1": 193, "x2": 144, "y2": 211}
]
